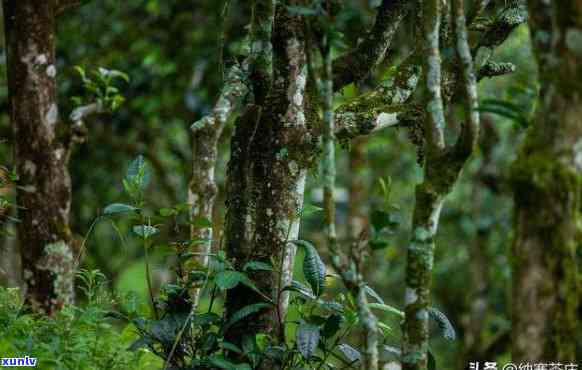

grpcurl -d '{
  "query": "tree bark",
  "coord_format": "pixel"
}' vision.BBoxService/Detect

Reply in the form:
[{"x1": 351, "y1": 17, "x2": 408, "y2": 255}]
[
  {"x1": 403, "y1": 0, "x2": 479, "y2": 367},
  {"x1": 188, "y1": 64, "x2": 249, "y2": 307},
  {"x1": 223, "y1": 2, "x2": 316, "y2": 348},
  {"x1": 510, "y1": 0, "x2": 581, "y2": 362},
  {"x1": 3, "y1": 0, "x2": 75, "y2": 314}
]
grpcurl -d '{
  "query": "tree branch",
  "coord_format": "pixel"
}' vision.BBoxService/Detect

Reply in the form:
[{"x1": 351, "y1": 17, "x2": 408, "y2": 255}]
[
  {"x1": 333, "y1": 0, "x2": 525, "y2": 144},
  {"x1": 477, "y1": 60, "x2": 516, "y2": 81},
  {"x1": 190, "y1": 63, "x2": 249, "y2": 134},
  {"x1": 453, "y1": 0, "x2": 480, "y2": 157},
  {"x1": 332, "y1": 0, "x2": 410, "y2": 91},
  {"x1": 334, "y1": 52, "x2": 421, "y2": 141},
  {"x1": 55, "y1": 0, "x2": 86, "y2": 15}
]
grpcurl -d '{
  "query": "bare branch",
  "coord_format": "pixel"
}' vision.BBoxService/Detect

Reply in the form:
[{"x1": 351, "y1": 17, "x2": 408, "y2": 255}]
[
  {"x1": 190, "y1": 64, "x2": 249, "y2": 134},
  {"x1": 333, "y1": 0, "x2": 410, "y2": 91},
  {"x1": 453, "y1": 0, "x2": 480, "y2": 157},
  {"x1": 422, "y1": 0, "x2": 446, "y2": 155}
]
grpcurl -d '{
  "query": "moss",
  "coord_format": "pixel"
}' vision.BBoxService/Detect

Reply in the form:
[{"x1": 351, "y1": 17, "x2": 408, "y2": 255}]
[{"x1": 511, "y1": 151, "x2": 581, "y2": 211}]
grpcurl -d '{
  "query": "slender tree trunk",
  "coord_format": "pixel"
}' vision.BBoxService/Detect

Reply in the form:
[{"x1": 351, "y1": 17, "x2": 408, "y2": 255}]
[
  {"x1": 188, "y1": 64, "x2": 248, "y2": 307},
  {"x1": 403, "y1": 0, "x2": 479, "y2": 367},
  {"x1": 460, "y1": 118, "x2": 498, "y2": 367},
  {"x1": 3, "y1": 0, "x2": 75, "y2": 314},
  {"x1": 511, "y1": 0, "x2": 581, "y2": 362}
]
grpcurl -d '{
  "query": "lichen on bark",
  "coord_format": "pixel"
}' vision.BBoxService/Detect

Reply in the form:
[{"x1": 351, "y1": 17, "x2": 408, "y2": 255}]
[{"x1": 3, "y1": 0, "x2": 76, "y2": 315}]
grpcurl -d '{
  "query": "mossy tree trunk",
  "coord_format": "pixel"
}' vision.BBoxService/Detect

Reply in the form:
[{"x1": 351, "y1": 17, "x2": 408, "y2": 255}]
[
  {"x1": 402, "y1": 0, "x2": 480, "y2": 367},
  {"x1": 510, "y1": 0, "x2": 581, "y2": 362},
  {"x1": 223, "y1": 1, "x2": 316, "y2": 348},
  {"x1": 3, "y1": 0, "x2": 76, "y2": 314}
]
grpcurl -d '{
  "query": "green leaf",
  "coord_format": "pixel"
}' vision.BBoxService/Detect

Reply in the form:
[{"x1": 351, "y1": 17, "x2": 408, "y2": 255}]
[
  {"x1": 315, "y1": 299, "x2": 344, "y2": 313},
  {"x1": 159, "y1": 207, "x2": 176, "y2": 217},
  {"x1": 188, "y1": 270, "x2": 207, "y2": 284},
  {"x1": 368, "y1": 303, "x2": 405, "y2": 318},
  {"x1": 363, "y1": 285, "x2": 385, "y2": 305},
  {"x1": 428, "y1": 350, "x2": 436, "y2": 370},
  {"x1": 322, "y1": 314, "x2": 343, "y2": 338},
  {"x1": 301, "y1": 203, "x2": 323, "y2": 217},
  {"x1": 237, "y1": 273, "x2": 270, "y2": 299},
  {"x1": 190, "y1": 216, "x2": 212, "y2": 228},
  {"x1": 292, "y1": 240, "x2": 326, "y2": 297},
  {"x1": 282, "y1": 280, "x2": 316, "y2": 300},
  {"x1": 223, "y1": 303, "x2": 270, "y2": 333},
  {"x1": 377, "y1": 321, "x2": 392, "y2": 336},
  {"x1": 208, "y1": 355, "x2": 239, "y2": 370},
  {"x1": 337, "y1": 343, "x2": 361, "y2": 363},
  {"x1": 132, "y1": 225, "x2": 159, "y2": 239},
  {"x1": 220, "y1": 341, "x2": 243, "y2": 354},
  {"x1": 191, "y1": 312, "x2": 221, "y2": 327},
  {"x1": 296, "y1": 323, "x2": 320, "y2": 359},
  {"x1": 428, "y1": 307, "x2": 456, "y2": 341},
  {"x1": 215, "y1": 271, "x2": 242, "y2": 290},
  {"x1": 243, "y1": 261, "x2": 273, "y2": 272},
  {"x1": 370, "y1": 210, "x2": 400, "y2": 231},
  {"x1": 125, "y1": 155, "x2": 152, "y2": 191},
  {"x1": 368, "y1": 238, "x2": 390, "y2": 250},
  {"x1": 103, "y1": 203, "x2": 138, "y2": 216}
]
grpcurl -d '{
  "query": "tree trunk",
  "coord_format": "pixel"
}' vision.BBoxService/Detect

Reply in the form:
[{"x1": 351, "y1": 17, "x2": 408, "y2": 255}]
[
  {"x1": 223, "y1": 4, "x2": 316, "y2": 347},
  {"x1": 3, "y1": 0, "x2": 75, "y2": 314},
  {"x1": 403, "y1": 0, "x2": 479, "y2": 367},
  {"x1": 510, "y1": 0, "x2": 581, "y2": 362}
]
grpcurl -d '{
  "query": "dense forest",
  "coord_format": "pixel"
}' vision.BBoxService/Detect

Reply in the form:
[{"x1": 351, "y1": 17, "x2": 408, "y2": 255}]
[{"x1": 0, "y1": 0, "x2": 580, "y2": 369}]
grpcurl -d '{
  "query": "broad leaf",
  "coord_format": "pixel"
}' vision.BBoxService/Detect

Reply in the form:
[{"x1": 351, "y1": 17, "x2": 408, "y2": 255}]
[
  {"x1": 282, "y1": 280, "x2": 316, "y2": 300},
  {"x1": 292, "y1": 240, "x2": 326, "y2": 297},
  {"x1": 322, "y1": 314, "x2": 342, "y2": 338},
  {"x1": 243, "y1": 261, "x2": 273, "y2": 272},
  {"x1": 296, "y1": 322, "x2": 320, "y2": 359},
  {"x1": 215, "y1": 271, "x2": 242, "y2": 290},
  {"x1": 337, "y1": 343, "x2": 361, "y2": 363},
  {"x1": 222, "y1": 303, "x2": 270, "y2": 333}
]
